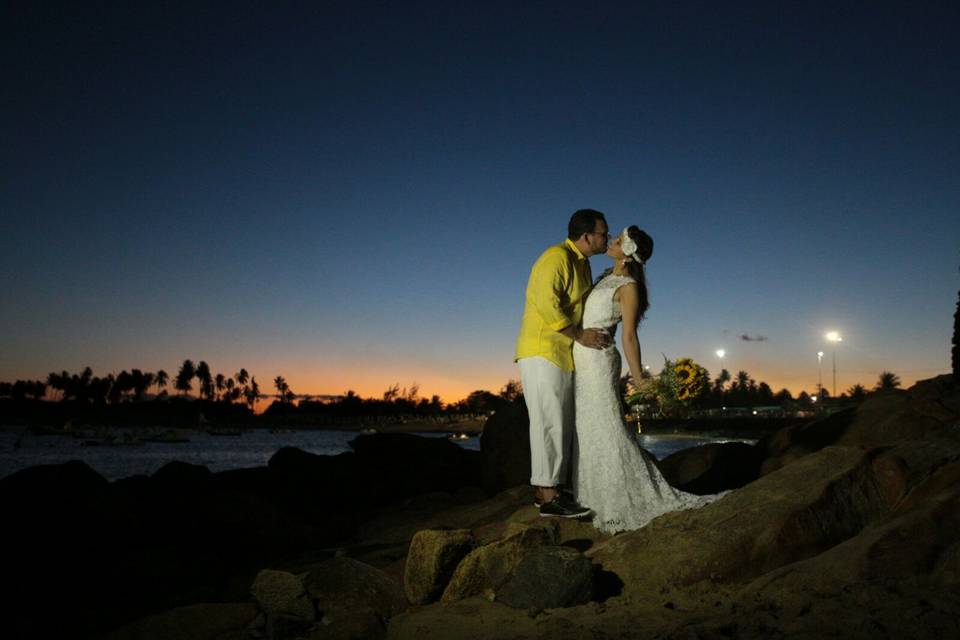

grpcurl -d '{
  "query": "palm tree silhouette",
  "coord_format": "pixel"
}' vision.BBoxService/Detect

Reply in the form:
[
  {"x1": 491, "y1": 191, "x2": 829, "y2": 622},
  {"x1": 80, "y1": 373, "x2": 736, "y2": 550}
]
[
  {"x1": 215, "y1": 373, "x2": 226, "y2": 401},
  {"x1": 876, "y1": 371, "x2": 901, "y2": 391},
  {"x1": 196, "y1": 361, "x2": 214, "y2": 400},
  {"x1": 246, "y1": 377, "x2": 260, "y2": 412},
  {"x1": 175, "y1": 360, "x2": 195, "y2": 396},
  {"x1": 155, "y1": 370, "x2": 169, "y2": 395}
]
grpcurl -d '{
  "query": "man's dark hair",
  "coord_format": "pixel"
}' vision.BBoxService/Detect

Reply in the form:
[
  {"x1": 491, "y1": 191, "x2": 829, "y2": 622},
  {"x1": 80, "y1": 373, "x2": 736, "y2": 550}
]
[{"x1": 568, "y1": 209, "x2": 607, "y2": 241}]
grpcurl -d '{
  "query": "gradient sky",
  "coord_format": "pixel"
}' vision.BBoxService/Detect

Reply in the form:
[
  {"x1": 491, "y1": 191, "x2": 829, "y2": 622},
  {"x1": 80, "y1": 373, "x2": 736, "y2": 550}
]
[{"x1": 3, "y1": 1, "x2": 959, "y2": 402}]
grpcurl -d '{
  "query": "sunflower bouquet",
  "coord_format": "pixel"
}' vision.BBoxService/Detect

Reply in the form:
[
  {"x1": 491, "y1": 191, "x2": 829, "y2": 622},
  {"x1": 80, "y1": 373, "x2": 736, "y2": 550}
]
[{"x1": 624, "y1": 355, "x2": 708, "y2": 417}]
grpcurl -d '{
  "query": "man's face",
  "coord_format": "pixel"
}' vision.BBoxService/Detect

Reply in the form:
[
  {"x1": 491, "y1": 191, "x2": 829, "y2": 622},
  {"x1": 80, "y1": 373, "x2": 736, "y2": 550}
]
[{"x1": 584, "y1": 219, "x2": 609, "y2": 256}]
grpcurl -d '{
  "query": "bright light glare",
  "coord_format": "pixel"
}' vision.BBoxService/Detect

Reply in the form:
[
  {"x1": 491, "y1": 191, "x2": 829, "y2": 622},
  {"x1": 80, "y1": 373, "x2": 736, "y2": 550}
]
[
  {"x1": 716, "y1": 349, "x2": 725, "y2": 358},
  {"x1": 825, "y1": 331, "x2": 842, "y2": 343}
]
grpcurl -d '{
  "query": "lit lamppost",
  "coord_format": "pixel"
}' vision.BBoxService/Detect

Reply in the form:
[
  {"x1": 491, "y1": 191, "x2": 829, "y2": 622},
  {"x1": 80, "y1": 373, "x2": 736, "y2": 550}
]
[
  {"x1": 715, "y1": 349, "x2": 725, "y2": 375},
  {"x1": 825, "y1": 331, "x2": 842, "y2": 397},
  {"x1": 817, "y1": 351, "x2": 824, "y2": 399}
]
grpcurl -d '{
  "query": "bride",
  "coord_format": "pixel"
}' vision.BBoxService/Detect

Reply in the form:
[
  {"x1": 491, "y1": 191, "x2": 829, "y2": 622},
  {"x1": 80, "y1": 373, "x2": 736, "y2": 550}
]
[{"x1": 572, "y1": 226, "x2": 720, "y2": 534}]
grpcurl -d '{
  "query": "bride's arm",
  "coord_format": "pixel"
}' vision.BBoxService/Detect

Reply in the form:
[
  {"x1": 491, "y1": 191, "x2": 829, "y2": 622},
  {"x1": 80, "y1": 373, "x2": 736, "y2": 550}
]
[{"x1": 618, "y1": 283, "x2": 644, "y2": 382}]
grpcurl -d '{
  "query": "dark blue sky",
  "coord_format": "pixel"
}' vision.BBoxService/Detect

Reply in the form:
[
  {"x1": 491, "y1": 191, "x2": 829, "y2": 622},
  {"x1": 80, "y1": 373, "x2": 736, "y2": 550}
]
[{"x1": 3, "y1": 1, "x2": 958, "y2": 400}]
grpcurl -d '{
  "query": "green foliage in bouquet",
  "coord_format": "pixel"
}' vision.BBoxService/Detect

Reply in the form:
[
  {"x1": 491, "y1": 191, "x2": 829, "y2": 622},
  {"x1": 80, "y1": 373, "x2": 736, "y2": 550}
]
[{"x1": 624, "y1": 355, "x2": 709, "y2": 417}]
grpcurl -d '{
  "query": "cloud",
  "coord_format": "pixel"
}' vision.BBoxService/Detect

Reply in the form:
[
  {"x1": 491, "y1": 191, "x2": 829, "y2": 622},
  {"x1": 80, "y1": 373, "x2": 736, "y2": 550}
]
[{"x1": 739, "y1": 334, "x2": 768, "y2": 342}]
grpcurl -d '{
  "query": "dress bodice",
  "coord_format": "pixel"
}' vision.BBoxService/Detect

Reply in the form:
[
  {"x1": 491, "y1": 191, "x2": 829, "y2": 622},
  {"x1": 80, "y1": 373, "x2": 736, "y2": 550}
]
[{"x1": 581, "y1": 274, "x2": 635, "y2": 329}]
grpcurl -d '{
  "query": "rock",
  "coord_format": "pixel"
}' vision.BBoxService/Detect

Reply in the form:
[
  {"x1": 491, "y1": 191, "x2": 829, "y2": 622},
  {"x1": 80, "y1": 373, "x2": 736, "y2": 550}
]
[
  {"x1": 267, "y1": 447, "x2": 360, "y2": 516},
  {"x1": 441, "y1": 523, "x2": 555, "y2": 602},
  {"x1": 351, "y1": 433, "x2": 482, "y2": 504},
  {"x1": 251, "y1": 569, "x2": 315, "y2": 620},
  {"x1": 151, "y1": 460, "x2": 212, "y2": 487},
  {"x1": 303, "y1": 557, "x2": 407, "y2": 619},
  {"x1": 495, "y1": 546, "x2": 594, "y2": 609},
  {"x1": 102, "y1": 602, "x2": 259, "y2": 640},
  {"x1": 301, "y1": 557, "x2": 406, "y2": 639},
  {"x1": 658, "y1": 441, "x2": 761, "y2": 494},
  {"x1": 479, "y1": 400, "x2": 531, "y2": 493},
  {"x1": 0, "y1": 459, "x2": 108, "y2": 496},
  {"x1": 758, "y1": 375, "x2": 960, "y2": 476},
  {"x1": 404, "y1": 529, "x2": 477, "y2": 605},
  {"x1": 588, "y1": 446, "x2": 903, "y2": 597},
  {"x1": 388, "y1": 598, "x2": 540, "y2": 640}
]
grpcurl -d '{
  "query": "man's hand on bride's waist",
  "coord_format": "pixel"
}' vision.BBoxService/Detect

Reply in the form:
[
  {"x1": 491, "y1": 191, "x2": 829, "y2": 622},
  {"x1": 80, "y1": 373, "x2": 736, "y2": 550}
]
[{"x1": 575, "y1": 327, "x2": 611, "y2": 350}]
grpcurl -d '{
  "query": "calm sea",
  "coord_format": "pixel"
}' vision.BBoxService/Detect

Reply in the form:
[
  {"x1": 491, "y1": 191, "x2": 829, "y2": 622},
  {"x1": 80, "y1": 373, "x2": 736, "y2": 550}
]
[{"x1": 0, "y1": 428, "x2": 755, "y2": 482}]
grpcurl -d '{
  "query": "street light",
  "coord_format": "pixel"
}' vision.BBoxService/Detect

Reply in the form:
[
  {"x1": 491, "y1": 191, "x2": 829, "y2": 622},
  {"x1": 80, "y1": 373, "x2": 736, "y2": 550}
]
[
  {"x1": 817, "y1": 351, "x2": 824, "y2": 398},
  {"x1": 825, "y1": 331, "x2": 842, "y2": 397}
]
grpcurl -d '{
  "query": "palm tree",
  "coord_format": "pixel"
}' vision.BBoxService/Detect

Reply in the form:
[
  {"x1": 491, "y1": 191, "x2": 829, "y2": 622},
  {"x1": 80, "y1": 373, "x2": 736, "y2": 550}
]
[
  {"x1": 713, "y1": 369, "x2": 731, "y2": 391},
  {"x1": 196, "y1": 361, "x2": 214, "y2": 400},
  {"x1": 876, "y1": 371, "x2": 901, "y2": 391},
  {"x1": 274, "y1": 376, "x2": 290, "y2": 403},
  {"x1": 215, "y1": 373, "x2": 226, "y2": 401},
  {"x1": 847, "y1": 384, "x2": 867, "y2": 401},
  {"x1": 111, "y1": 370, "x2": 133, "y2": 403},
  {"x1": 235, "y1": 368, "x2": 249, "y2": 387},
  {"x1": 130, "y1": 369, "x2": 152, "y2": 400},
  {"x1": 46, "y1": 372, "x2": 64, "y2": 401},
  {"x1": 155, "y1": 370, "x2": 169, "y2": 394},
  {"x1": 734, "y1": 370, "x2": 750, "y2": 391},
  {"x1": 245, "y1": 377, "x2": 260, "y2": 412},
  {"x1": 175, "y1": 360, "x2": 195, "y2": 396}
]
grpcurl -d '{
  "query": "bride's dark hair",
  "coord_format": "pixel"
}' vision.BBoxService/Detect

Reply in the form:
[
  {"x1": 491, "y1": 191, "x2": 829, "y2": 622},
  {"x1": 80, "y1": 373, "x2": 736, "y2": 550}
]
[{"x1": 596, "y1": 225, "x2": 653, "y2": 320}]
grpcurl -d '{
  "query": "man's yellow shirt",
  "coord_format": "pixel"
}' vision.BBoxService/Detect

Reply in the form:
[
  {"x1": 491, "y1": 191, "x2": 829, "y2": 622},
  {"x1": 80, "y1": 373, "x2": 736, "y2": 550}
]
[{"x1": 515, "y1": 239, "x2": 593, "y2": 371}]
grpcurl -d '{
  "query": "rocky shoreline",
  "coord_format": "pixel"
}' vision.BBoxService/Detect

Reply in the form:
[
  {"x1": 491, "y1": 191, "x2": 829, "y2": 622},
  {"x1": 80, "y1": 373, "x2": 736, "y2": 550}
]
[{"x1": 3, "y1": 375, "x2": 958, "y2": 639}]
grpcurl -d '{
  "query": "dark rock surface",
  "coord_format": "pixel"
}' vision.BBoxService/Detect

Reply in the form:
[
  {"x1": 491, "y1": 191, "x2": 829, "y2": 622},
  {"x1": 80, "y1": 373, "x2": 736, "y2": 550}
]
[
  {"x1": 479, "y1": 400, "x2": 530, "y2": 493},
  {"x1": 2, "y1": 432, "x2": 483, "y2": 638},
  {"x1": 496, "y1": 545, "x2": 594, "y2": 610},
  {"x1": 8, "y1": 375, "x2": 960, "y2": 639},
  {"x1": 658, "y1": 440, "x2": 762, "y2": 494}
]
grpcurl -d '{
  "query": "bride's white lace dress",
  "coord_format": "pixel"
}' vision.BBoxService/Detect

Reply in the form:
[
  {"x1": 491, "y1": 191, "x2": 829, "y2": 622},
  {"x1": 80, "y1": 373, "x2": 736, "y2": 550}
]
[{"x1": 572, "y1": 274, "x2": 720, "y2": 534}]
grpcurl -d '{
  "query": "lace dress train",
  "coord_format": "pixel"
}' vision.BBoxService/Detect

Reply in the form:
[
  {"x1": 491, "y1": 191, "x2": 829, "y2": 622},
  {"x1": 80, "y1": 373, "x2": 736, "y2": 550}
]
[{"x1": 572, "y1": 275, "x2": 720, "y2": 534}]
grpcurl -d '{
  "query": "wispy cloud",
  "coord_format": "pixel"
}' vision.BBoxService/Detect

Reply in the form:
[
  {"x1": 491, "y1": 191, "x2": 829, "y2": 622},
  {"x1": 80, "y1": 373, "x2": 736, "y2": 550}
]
[{"x1": 739, "y1": 334, "x2": 768, "y2": 342}]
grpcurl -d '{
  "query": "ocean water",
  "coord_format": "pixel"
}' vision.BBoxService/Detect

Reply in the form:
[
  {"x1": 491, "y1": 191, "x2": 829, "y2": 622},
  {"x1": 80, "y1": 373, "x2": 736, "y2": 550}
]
[{"x1": 0, "y1": 428, "x2": 754, "y2": 482}]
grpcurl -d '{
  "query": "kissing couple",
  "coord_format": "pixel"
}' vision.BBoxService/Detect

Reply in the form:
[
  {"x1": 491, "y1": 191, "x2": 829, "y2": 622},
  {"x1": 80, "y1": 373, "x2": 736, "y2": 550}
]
[{"x1": 515, "y1": 209, "x2": 718, "y2": 533}]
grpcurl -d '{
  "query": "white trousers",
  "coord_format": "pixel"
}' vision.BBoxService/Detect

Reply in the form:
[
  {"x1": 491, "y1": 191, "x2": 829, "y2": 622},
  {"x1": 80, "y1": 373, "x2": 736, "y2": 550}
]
[{"x1": 518, "y1": 356, "x2": 574, "y2": 487}]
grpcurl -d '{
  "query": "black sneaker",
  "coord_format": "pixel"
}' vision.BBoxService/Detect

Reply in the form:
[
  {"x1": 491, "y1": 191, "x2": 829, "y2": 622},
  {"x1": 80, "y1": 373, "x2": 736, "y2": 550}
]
[
  {"x1": 539, "y1": 492, "x2": 591, "y2": 518},
  {"x1": 533, "y1": 489, "x2": 573, "y2": 508}
]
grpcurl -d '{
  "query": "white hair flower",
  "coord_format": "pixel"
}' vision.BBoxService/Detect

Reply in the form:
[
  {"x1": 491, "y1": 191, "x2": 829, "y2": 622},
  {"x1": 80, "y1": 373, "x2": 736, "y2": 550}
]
[{"x1": 620, "y1": 228, "x2": 639, "y2": 262}]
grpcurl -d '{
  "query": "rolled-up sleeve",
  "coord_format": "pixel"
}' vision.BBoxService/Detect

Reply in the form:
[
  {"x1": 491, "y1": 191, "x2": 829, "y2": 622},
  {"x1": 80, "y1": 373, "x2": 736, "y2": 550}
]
[{"x1": 528, "y1": 251, "x2": 573, "y2": 331}]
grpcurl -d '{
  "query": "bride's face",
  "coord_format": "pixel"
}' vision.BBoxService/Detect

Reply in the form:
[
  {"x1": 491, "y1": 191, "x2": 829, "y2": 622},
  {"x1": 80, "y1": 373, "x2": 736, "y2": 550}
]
[{"x1": 606, "y1": 234, "x2": 626, "y2": 260}]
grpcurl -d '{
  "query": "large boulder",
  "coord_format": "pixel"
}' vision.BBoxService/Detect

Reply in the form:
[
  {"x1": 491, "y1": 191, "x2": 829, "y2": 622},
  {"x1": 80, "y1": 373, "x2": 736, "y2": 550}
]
[
  {"x1": 293, "y1": 557, "x2": 408, "y2": 640},
  {"x1": 758, "y1": 375, "x2": 960, "y2": 475},
  {"x1": 304, "y1": 557, "x2": 408, "y2": 619},
  {"x1": 441, "y1": 523, "x2": 556, "y2": 602},
  {"x1": 588, "y1": 445, "x2": 906, "y2": 597},
  {"x1": 267, "y1": 447, "x2": 360, "y2": 516},
  {"x1": 658, "y1": 440, "x2": 762, "y2": 494},
  {"x1": 404, "y1": 529, "x2": 477, "y2": 605},
  {"x1": 495, "y1": 546, "x2": 594, "y2": 610},
  {"x1": 351, "y1": 433, "x2": 482, "y2": 503},
  {"x1": 250, "y1": 569, "x2": 316, "y2": 620},
  {"x1": 479, "y1": 401, "x2": 530, "y2": 493}
]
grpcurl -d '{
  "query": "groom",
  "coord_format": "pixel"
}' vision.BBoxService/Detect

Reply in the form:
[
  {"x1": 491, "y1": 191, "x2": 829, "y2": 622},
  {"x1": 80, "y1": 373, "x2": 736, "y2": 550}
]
[{"x1": 516, "y1": 209, "x2": 611, "y2": 517}]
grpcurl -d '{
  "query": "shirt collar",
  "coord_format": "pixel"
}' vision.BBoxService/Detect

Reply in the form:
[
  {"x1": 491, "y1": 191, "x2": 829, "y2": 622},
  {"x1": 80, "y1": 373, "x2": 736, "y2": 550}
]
[{"x1": 565, "y1": 238, "x2": 587, "y2": 261}]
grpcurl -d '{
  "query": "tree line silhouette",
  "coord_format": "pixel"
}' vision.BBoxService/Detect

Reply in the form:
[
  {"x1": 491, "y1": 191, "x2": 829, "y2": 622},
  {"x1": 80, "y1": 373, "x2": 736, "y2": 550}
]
[{"x1": 0, "y1": 360, "x2": 526, "y2": 426}]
